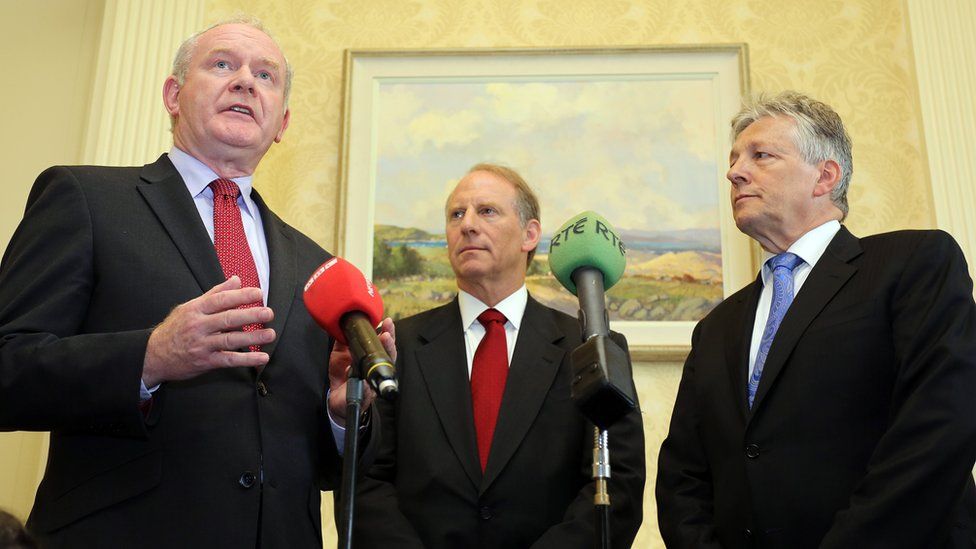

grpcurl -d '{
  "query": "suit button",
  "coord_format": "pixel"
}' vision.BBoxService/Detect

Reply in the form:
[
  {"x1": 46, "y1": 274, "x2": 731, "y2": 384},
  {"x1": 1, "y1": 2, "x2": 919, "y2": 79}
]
[
  {"x1": 256, "y1": 381, "x2": 269, "y2": 397},
  {"x1": 744, "y1": 528, "x2": 753, "y2": 538},
  {"x1": 745, "y1": 444, "x2": 760, "y2": 458},
  {"x1": 239, "y1": 471, "x2": 256, "y2": 489},
  {"x1": 479, "y1": 506, "x2": 492, "y2": 520}
]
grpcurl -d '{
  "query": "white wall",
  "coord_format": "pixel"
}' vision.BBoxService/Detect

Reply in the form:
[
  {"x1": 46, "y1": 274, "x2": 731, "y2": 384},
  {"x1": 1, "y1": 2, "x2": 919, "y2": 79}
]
[{"x1": 0, "y1": 0, "x2": 104, "y2": 520}]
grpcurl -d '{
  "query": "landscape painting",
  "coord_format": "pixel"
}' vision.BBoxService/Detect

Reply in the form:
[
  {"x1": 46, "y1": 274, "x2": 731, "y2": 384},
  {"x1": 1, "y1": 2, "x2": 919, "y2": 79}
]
[{"x1": 340, "y1": 47, "x2": 753, "y2": 353}]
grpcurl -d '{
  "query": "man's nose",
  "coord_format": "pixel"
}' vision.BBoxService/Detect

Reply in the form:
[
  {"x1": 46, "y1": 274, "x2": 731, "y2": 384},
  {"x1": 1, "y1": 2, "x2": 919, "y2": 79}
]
[
  {"x1": 230, "y1": 69, "x2": 255, "y2": 95},
  {"x1": 459, "y1": 209, "x2": 477, "y2": 232},
  {"x1": 727, "y1": 159, "x2": 747, "y2": 186}
]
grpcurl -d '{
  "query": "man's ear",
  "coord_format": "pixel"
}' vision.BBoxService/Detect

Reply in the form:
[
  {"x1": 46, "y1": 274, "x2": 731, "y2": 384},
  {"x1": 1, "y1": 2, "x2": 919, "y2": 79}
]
[
  {"x1": 813, "y1": 159, "x2": 841, "y2": 198},
  {"x1": 522, "y1": 219, "x2": 542, "y2": 253},
  {"x1": 274, "y1": 108, "x2": 291, "y2": 143},
  {"x1": 163, "y1": 76, "x2": 180, "y2": 117}
]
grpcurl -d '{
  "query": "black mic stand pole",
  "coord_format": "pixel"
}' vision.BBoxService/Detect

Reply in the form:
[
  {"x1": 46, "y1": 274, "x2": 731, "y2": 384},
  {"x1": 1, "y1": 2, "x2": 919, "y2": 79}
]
[
  {"x1": 573, "y1": 267, "x2": 614, "y2": 549},
  {"x1": 338, "y1": 373, "x2": 364, "y2": 549},
  {"x1": 337, "y1": 312, "x2": 398, "y2": 549}
]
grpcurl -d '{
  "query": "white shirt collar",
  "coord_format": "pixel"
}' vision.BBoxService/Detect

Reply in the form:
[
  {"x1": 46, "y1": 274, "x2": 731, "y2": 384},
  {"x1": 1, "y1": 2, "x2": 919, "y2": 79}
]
[
  {"x1": 761, "y1": 220, "x2": 841, "y2": 284},
  {"x1": 168, "y1": 147, "x2": 257, "y2": 214},
  {"x1": 458, "y1": 285, "x2": 528, "y2": 331}
]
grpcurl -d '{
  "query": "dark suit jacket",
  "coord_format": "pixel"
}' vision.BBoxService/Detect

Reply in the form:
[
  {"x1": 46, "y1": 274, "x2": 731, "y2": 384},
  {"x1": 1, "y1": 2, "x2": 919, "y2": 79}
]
[
  {"x1": 351, "y1": 295, "x2": 645, "y2": 548},
  {"x1": 0, "y1": 155, "x2": 372, "y2": 548},
  {"x1": 656, "y1": 227, "x2": 976, "y2": 548}
]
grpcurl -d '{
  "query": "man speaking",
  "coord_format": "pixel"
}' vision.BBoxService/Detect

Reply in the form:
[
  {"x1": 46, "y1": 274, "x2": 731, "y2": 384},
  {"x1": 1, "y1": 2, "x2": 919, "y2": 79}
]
[{"x1": 0, "y1": 18, "x2": 385, "y2": 548}]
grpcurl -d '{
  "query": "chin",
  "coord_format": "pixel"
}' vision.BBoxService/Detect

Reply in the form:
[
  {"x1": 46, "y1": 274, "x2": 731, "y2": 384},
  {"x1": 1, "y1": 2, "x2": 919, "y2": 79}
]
[
  {"x1": 213, "y1": 125, "x2": 265, "y2": 147},
  {"x1": 453, "y1": 263, "x2": 489, "y2": 282}
]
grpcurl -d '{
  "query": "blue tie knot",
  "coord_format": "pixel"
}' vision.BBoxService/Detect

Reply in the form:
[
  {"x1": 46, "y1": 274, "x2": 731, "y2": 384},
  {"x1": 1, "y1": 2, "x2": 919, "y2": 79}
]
[{"x1": 768, "y1": 252, "x2": 803, "y2": 273}]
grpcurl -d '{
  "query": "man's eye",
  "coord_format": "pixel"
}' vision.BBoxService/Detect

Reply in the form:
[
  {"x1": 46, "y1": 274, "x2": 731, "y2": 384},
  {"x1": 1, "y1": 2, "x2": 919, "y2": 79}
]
[
  {"x1": 257, "y1": 71, "x2": 271, "y2": 80},
  {"x1": 481, "y1": 207, "x2": 496, "y2": 215},
  {"x1": 215, "y1": 60, "x2": 230, "y2": 69}
]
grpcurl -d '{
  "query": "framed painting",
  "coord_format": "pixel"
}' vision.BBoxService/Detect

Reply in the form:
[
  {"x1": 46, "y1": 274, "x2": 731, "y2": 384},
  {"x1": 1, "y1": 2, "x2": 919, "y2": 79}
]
[{"x1": 337, "y1": 46, "x2": 754, "y2": 361}]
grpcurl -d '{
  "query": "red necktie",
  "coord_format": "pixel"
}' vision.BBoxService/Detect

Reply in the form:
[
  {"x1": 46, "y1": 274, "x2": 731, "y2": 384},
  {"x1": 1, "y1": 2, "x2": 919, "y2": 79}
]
[
  {"x1": 210, "y1": 178, "x2": 263, "y2": 351},
  {"x1": 471, "y1": 308, "x2": 508, "y2": 471}
]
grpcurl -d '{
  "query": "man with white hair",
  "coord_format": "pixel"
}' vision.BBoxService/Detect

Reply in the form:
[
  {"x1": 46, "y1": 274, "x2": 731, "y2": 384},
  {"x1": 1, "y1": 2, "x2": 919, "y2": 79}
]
[
  {"x1": 656, "y1": 91, "x2": 976, "y2": 547},
  {"x1": 0, "y1": 19, "x2": 388, "y2": 548}
]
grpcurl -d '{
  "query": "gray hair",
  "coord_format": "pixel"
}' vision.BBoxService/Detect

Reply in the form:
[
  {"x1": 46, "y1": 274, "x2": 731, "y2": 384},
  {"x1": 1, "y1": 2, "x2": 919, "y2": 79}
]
[
  {"x1": 171, "y1": 16, "x2": 293, "y2": 104},
  {"x1": 731, "y1": 91, "x2": 853, "y2": 220}
]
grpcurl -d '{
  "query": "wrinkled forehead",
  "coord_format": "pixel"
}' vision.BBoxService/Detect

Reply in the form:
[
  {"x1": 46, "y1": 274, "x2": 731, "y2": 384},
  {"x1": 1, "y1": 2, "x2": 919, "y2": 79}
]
[
  {"x1": 454, "y1": 170, "x2": 516, "y2": 198},
  {"x1": 194, "y1": 23, "x2": 285, "y2": 65}
]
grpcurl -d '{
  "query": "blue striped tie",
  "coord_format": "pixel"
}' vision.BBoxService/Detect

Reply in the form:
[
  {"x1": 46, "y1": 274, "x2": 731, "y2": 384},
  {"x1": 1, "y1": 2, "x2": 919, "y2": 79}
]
[{"x1": 748, "y1": 252, "x2": 804, "y2": 408}]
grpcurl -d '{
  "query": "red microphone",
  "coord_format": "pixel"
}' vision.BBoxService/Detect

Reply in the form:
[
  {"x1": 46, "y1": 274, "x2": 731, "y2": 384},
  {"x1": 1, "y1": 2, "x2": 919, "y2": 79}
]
[{"x1": 303, "y1": 257, "x2": 397, "y2": 399}]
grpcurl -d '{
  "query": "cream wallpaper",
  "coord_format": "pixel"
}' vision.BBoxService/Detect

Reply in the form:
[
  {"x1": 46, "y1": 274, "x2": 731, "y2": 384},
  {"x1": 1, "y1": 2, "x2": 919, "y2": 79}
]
[
  {"x1": 207, "y1": 0, "x2": 933, "y2": 254},
  {"x1": 0, "y1": 0, "x2": 938, "y2": 546},
  {"x1": 201, "y1": 1, "x2": 930, "y2": 547}
]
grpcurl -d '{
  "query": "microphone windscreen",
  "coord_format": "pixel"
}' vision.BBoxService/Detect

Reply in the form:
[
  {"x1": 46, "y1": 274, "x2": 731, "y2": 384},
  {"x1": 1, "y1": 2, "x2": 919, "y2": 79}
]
[
  {"x1": 303, "y1": 257, "x2": 385, "y2": 345},
  {"x1": 547, "y1": 211, "x2": 626, "y2": 295}
]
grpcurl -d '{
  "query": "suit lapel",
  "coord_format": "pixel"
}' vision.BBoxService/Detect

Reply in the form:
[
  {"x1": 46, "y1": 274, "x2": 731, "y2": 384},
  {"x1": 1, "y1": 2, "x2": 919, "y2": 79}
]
[
  {"x1": 252, "y1": 191, "x2": 295, "y2": 364},
  {"x1": 750, "y1": 227, "x2": 862, "y2": 413},
  {"x1": 414, "y1": 301, "x2": 483, "y2": 489},
  {"x1": 481, "y1": 297, "x2": 566, "y2": 493},
  {"x1": 138, "y1": 156, "x2": 296, "y2": 368},
  {"x1": 726, "y1": 279, "x2": 762, "y2": 420},
  {"x1": 137, "y1": 155, "x2": 224, "y2": 294}
]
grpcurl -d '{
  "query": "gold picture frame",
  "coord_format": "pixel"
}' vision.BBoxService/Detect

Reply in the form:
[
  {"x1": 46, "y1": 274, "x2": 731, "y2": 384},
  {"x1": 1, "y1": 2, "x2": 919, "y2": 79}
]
[{"x1": 337, "y1": 45, "x2": 753, "y2": 362}]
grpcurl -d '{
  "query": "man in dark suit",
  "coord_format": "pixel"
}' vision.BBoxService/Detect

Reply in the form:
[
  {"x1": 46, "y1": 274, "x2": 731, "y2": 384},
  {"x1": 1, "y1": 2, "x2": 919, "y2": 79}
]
[
  {"x1": 656, "y1": 91, "x2": 976, "y2": 547},
  {"x1": 0, "y1": 19, "x2": 386, "y2": 548},
  {"x1": 351, "y1": 163, "x2": 645, "y2": 548}
]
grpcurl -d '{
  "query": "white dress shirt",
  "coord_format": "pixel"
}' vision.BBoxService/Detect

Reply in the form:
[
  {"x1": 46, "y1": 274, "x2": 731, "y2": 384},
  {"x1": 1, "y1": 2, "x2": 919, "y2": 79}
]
[
  {"x1": 748, "y1": 220, "x2": 841, "y2": 378},
  {"x1": 458, "y1": 285, "x2": 529, "y2": 376}
]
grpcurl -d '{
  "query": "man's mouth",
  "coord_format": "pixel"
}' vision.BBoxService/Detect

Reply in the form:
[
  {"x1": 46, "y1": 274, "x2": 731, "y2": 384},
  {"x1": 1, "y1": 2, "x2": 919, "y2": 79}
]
[{"x1": 227, "y1": 105, "x2": 254, "y2": 117}]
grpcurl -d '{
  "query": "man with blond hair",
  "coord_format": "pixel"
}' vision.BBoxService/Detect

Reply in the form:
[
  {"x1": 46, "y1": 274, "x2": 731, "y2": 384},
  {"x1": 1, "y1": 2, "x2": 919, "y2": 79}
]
[{"x1": 353, "y1": 163, "x2": 646, "y2": 548}]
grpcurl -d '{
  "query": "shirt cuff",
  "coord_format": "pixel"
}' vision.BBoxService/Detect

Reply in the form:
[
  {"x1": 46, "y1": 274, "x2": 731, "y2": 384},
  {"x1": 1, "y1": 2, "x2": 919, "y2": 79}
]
[
  {"x1": 328, "y1": 404, "x2": 348, "y2": 455},
  {"x1": 139, "y1": 380, "x2": 160, "y2": 402},
  {"x1": 326, "y1": 388, "x2": 371, "y2": 456}
]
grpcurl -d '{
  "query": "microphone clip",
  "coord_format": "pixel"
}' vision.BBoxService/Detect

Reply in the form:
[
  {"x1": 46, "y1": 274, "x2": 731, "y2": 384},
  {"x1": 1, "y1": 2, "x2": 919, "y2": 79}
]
[{"x1": 570, "y1": 334, "x2": 636, "y2": 430}]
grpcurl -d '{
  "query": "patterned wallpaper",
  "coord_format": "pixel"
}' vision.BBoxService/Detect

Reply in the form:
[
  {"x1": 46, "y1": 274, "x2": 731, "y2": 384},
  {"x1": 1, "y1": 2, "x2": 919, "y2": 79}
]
[
  {"x1": 208, "y1": 0, "x2": 933, "y2": 252},
  {"x1": 206, "y1": 1, "x2": 930, "y2": 546}
]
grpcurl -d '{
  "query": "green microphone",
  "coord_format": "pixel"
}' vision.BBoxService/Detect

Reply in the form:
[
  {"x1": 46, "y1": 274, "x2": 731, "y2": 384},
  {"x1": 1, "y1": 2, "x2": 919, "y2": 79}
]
[
  {"x1": 548, "y1": 211, "x2": 626, "y2": 339},
  {"x1": 547, "y1": 211, "x2": 635, "y2": 429}
]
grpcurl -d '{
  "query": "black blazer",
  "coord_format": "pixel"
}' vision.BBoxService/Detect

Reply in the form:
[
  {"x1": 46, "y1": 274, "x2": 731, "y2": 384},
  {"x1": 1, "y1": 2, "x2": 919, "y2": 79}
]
[
  {"x1": 0, "y1": 155, "x2": 371, "y2": 548},
  {"x1": 351, "y1": 295, "x2": 646, "y2": 548},
  {"x1": 656, "y1": 227, "x2": 976, "y2": 548}
]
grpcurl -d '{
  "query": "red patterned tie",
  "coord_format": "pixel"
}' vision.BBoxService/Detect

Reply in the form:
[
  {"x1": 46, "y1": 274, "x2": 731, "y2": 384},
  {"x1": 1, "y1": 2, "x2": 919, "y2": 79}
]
[
  {"x1": 210, "y1": 178, "x2": 263, "y2": 351},
  {"x1": 471, "y1": 308, "x2": 509, "y2": 471}
]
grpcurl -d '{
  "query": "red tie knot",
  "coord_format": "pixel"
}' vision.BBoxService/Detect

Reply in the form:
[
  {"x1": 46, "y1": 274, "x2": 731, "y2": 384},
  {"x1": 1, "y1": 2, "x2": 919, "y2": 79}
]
[
  {"x1": 210, "y1": 178, "x2": 241, "y2": 199},
  {"x1": 478, "y1": 308, "x2": 507, "y2": 328}
]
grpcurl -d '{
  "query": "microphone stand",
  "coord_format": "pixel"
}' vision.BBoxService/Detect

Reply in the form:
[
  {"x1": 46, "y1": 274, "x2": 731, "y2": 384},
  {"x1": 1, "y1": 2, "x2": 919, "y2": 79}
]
[
  {"x1": 570, "y1": 267, "x2": 637, "y2": 549},
  {"x1": 337, "y1": 311, "x2": 398, "y2": 549},
  {"x1": 338, "y1": 375, "x2": 365, "y2": 549},
  {"x1": 593, "y1": 427, "x2": 611, "y2": 549}
]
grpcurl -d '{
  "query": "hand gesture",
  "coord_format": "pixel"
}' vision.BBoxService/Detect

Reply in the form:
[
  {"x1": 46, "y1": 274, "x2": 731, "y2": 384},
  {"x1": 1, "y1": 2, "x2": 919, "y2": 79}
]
[{"x1": 142, "y1": 276, "x2": 275, "y2": 387}]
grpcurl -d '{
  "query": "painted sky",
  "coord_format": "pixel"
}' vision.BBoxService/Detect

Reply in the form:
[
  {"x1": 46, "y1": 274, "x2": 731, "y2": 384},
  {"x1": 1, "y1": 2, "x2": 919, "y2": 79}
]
[{"x1": 373, "y1": 77, "x2": 722, "y2": 236}]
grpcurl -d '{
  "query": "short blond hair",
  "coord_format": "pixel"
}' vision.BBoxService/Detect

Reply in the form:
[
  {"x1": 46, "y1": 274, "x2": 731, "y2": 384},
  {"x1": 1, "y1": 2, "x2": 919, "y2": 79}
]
[{"x1": 453, "y1": 163, "x2": 541, "y2": 265}]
